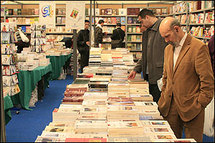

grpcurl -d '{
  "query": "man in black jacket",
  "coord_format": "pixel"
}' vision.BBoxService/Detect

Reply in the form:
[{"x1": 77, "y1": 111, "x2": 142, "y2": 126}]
[
  {"x1": 77, "y1": 20, "x2": 90, "y2": 73},
  {"x1": 111, "y1": 23, "x2": 125, "y2": 49},
  {"x1": 128, "y1": 9, "x2": 168, "y2": 103},
  {"x1": 94, "y1": 19, "x2": 104, "y2": 47}
]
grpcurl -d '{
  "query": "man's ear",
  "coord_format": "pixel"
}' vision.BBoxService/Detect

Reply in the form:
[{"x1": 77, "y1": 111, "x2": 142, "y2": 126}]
[{"x1": 174, "y1": 26, "x2": 179, "y2": 32}]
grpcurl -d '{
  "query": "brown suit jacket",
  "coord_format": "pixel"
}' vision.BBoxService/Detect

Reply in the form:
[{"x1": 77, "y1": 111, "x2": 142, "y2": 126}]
[{"x1": 158, "y1": 34, "x2": 214, "y2": 122}]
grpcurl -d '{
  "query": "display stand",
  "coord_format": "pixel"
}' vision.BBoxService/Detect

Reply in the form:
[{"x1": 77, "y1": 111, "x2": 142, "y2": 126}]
[
  {"x1": 0, "y1": 36, "x2": 6, "y2": 143},
  {"x1": 1, "y1": 7, "x2": 6, "y2": 141}
]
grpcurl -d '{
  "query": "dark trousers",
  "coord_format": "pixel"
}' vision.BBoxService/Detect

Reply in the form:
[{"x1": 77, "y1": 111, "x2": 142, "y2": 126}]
[
  {"x1": 80, "y1": 51, "x2": 89, "y2": 73},
  {"x1": 145, "y1": 74, "x2": 161, "y2": 103}
]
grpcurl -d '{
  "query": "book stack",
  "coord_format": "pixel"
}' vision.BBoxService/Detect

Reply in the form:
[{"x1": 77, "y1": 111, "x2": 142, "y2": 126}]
[
  {"x1": 108, "y1": 81, "x2": 129, "y2": 98},
  {"x1": 88, "y1": 81, "x2": 109, "y2": 92},
  {"x1": 107, "y1": 120, "x2": 144, "y2": 137},
  {"x1": 62, "y1": 84, "x2": 88, "y2": 105},
  {"x1": 89, "y1": 48, "x2": 102, "y2": 67},
  {"x1": 75, "y1": 119, "x2": 107, "y2": 134},
  {"x1": 101, "y1": 52, "x2": 113, "y2": 67},
  {"x1": 140, "y1": 120, "x2": 176, "y2": 141},
  {"x1": 129, "y1": 79, "x2": 151, "y2": 102},
  {"x1": 52, "y1": 106, "x2": 81, "y2": 122},
  {"x1": 36, "y1": 49, "x2": 197, "y2": 142}
]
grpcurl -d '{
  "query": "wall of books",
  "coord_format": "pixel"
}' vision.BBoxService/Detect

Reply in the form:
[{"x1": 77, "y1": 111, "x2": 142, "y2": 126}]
[
  {"x1": 168, "y1": 1, "x2": 214, "y2": 43},
  {"x1": 1, "y1": 2, "x2": 173, "y2": 62}
]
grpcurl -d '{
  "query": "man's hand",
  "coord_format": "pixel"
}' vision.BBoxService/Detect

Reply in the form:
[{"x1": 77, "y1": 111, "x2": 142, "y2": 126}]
[
  {"x1": 128, "y1": 70, "x2": 137, "y2": 79},
  {"x1": 86, "y1": 41, "x2": 90, "y2": 46}
]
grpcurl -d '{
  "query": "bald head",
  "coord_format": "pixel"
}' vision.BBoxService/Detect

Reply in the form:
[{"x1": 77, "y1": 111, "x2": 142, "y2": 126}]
[
  {"x1": 159, "y1": 17, "x2": 184, "y2": 47},
  {"x1": 160, "y1": 17, "x2": 180, "y2": 34}
]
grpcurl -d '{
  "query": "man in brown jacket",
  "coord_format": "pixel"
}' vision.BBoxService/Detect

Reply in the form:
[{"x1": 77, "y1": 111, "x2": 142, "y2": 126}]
[{"x1": 158, "y1": 17, "x2": 214, "y2": 142}]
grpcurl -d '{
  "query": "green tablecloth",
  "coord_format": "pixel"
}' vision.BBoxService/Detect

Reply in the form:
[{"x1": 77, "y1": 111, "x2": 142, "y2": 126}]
[
  {"x1": 11, "y1": 64, "x2": 52, "y2": 110},
  {"x1": 46, "y1": 54, "x2": 72, "y2": 80},
  {"x1": 4, "y1": 95, "x2": 13, "y2": 124}
]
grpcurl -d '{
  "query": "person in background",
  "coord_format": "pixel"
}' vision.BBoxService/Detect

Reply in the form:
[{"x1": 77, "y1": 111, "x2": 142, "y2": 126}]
[
  {"x1": 15, "y1": 28, "x2": 30, "y2": 53},
  {"x1": 128, "y1": 8, "x2": 168, "y2": 103},
  {"x1": 158, "y1": 17, "x2": 214, "y2": 142},
  {"x1": 94, "y1": 19, "x2": 105, "y2": 47},
  {"x1": 111, "y1": 22, "x2": 125, "y2": 49},
  {"x1": 61, "y1": 36, "x2": 73, "y2": 48},
  {"x1": 77, "y1": 20, "x2": 90, "y2": 73}
]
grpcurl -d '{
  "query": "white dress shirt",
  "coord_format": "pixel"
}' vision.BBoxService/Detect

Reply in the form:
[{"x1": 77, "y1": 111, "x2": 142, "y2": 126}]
[{"x1": 173, "y1": 32, "x2": 187, "y2": 68}]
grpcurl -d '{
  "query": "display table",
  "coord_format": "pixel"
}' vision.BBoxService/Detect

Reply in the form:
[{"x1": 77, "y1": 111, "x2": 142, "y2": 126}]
[
  {"x1": 11, "y1": 64, "x2": 52, "y2": 110},
  {"x1": 46, "y1": 54, "x2": 72, "y2": 80},
  {"x1": 4, "y1": 95, "x2": 13, "y2": 124}
]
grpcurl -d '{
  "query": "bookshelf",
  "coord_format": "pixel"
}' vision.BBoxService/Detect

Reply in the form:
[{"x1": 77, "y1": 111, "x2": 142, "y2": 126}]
[{"x1": 169, "y1": 1, "x2": 214, "y2": 43}]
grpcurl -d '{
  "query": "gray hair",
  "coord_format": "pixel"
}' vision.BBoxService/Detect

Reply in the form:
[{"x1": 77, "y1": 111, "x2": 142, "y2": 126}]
[{"x1": 170, "y1": 19, "x2": 181, "y2": 30}]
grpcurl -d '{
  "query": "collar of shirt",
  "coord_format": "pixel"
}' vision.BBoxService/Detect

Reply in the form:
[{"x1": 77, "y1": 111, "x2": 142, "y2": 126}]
[
  {"x1": 177, "y1": 32, "x2": 187, "y2": 48},
  {"x1": 97, "y1": 24, "x2": 102, "y2": 28}
]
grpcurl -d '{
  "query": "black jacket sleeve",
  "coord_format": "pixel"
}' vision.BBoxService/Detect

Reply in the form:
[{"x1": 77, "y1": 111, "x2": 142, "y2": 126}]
[
  {"x1": 77, "y1": 30, "x2": 89, "y2": 53},
  {"x1": 95, "y1": 27, "x2": 103, "y2": 43}
]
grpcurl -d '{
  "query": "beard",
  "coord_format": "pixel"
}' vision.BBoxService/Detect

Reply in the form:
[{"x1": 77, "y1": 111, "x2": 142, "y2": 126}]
[
  {"x1": 167, "y1": 32, "x2": 180, "y2": 47},
  {"x1": 167, "y1": 41, "x2": 177, "y2": 47}
]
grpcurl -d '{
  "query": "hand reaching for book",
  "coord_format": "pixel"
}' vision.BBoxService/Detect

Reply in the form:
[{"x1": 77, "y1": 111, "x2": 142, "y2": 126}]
[{"x1": 128, "y1": 70, "x2": 136, "y2": 79}]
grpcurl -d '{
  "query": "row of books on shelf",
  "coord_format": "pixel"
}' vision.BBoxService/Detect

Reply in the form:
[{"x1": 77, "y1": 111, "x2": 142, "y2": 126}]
[
  {"x1": 86, "y1": 8, "x2": 127, "y2": 16},
  {"x1": 190, "y1": 26, "x2": 214, "y2": 38},
  {"x1": 127, "y1": 44, "x2": 142, "y2": 51},
  {"x1": 170, "y1": 1, "x2": 214, "y2": 14},
  {"x1": 1, "y1": 8, "x2": 71, "y2": 16},
  {"x1": 175, "y1": 11, "x2": 214, "y2": 25},
  {"x1": 2, "y1": 8, "x2": 39, "y2": 15},
  {"x1": 127, "y1": 35, "x2": 142, "y2": 42},
  {"x1": 127, "y1": 17, "x2": 139, "y2": 24},
  {"x1": 189, "y1": 11, "x2": 214, "y2": 24},
  {"x1": 6, "y1": 17, "x2": 39, "y2": 25},
  {"x1": 189, "y1": 1, "x2": 214, "y2": 12},
  {"x1": 56, "y1": 17, "x2": 66, "y2": 24},
  {"x1": 127, "y1": 26, "x2": 141, "y2": 33},
  {"x1": 86, "y1": 17, "x2": 126, "y2": 25}
]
